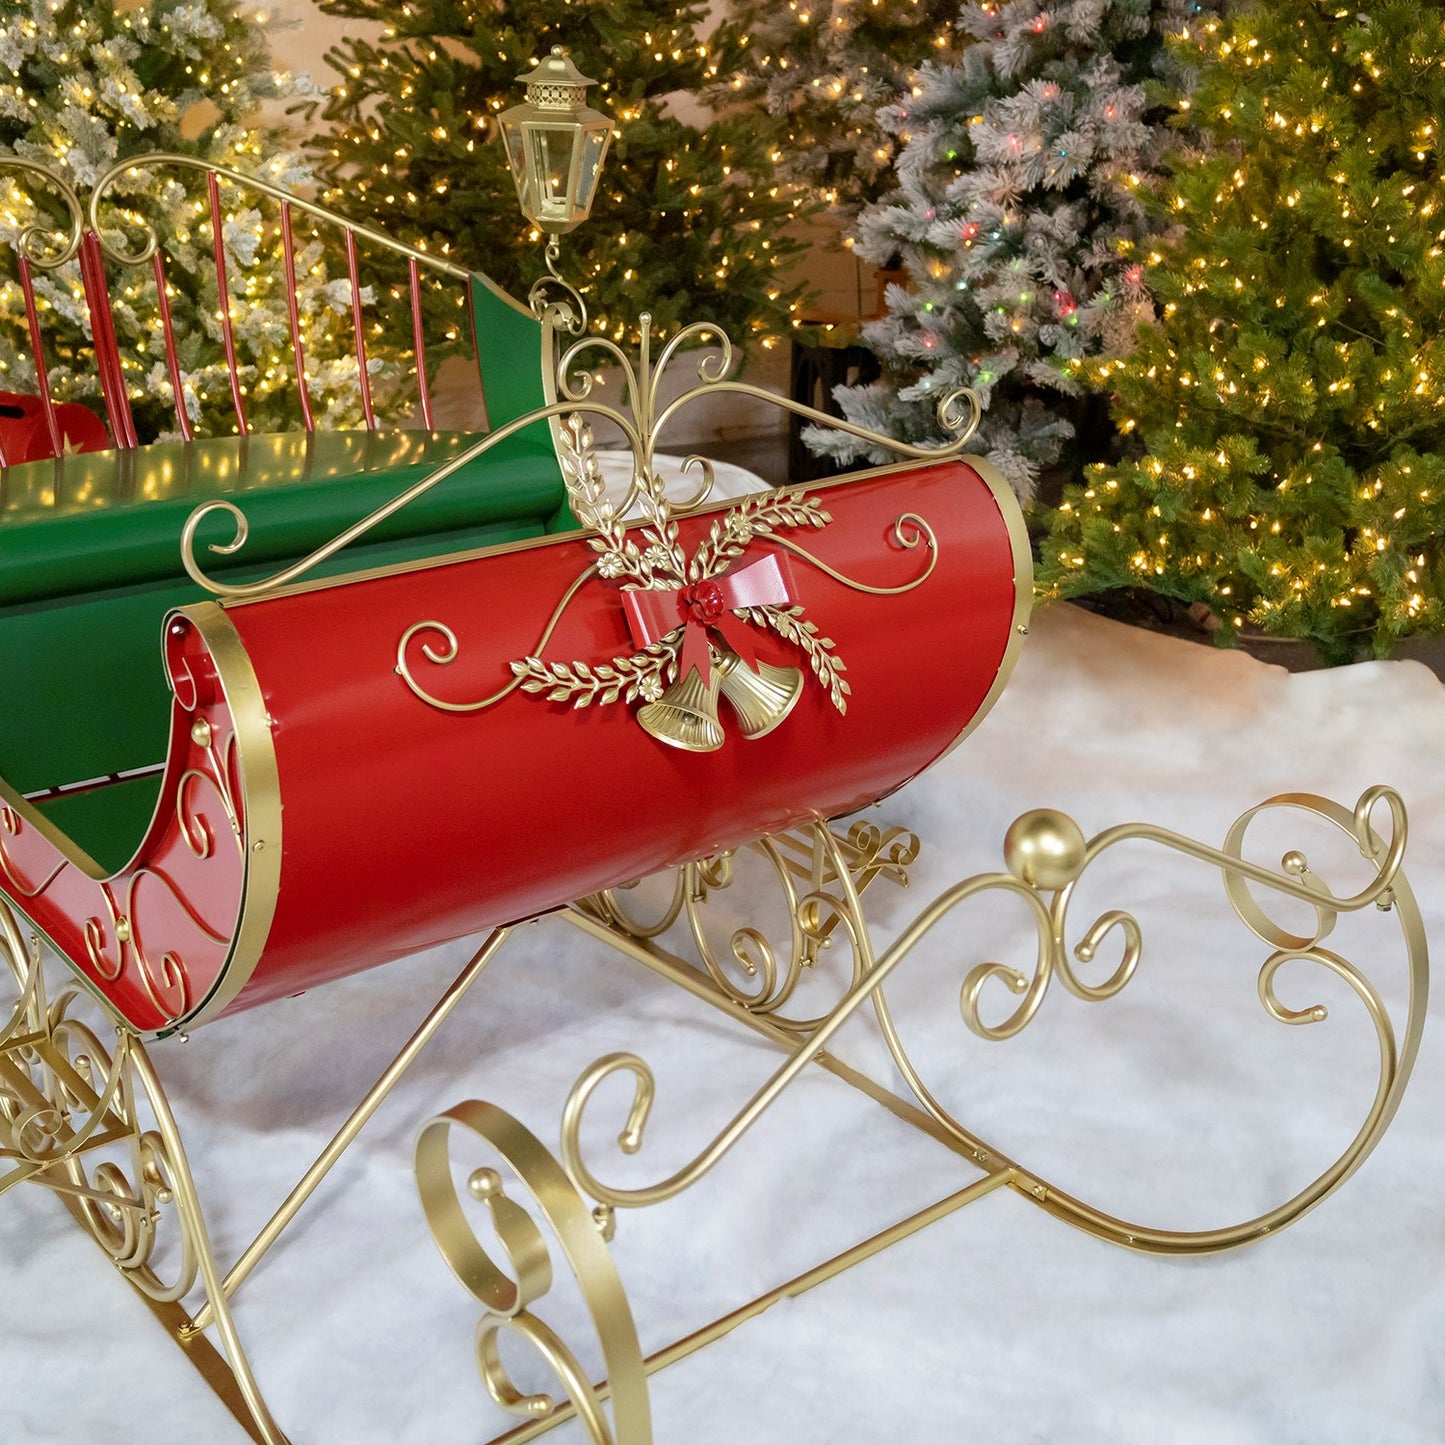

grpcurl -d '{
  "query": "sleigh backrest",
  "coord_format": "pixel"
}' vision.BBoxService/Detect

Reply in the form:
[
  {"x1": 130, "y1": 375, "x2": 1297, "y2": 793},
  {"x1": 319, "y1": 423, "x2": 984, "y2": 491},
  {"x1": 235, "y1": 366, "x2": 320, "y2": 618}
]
[
  {"x1": 0, "y1": 153, "x2": 560, "y2": 459},
  {"x1": 0, "y1": 155, "x2": 570, "y2": 874}
]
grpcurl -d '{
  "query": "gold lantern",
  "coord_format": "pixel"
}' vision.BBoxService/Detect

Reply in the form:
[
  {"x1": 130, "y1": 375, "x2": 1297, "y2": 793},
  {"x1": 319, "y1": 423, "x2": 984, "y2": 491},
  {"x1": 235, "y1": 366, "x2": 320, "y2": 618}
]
[{"x1": 498, "y1": 46, "x2": 615, "y2": 237}]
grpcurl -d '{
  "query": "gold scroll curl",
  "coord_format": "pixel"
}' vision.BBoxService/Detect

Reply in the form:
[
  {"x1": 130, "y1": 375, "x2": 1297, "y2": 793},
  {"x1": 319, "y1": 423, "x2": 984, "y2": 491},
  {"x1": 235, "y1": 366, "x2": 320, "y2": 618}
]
[
  {"x1": 396, "y1": 565, "x2": 598, "y2": 713},
  {"x1": 559, "y1": 879, "x2": 874, "y2": 1211},
  {"x1": 768, "y1": 511, "x2": 939, "y2": 596},
  {"x1": 0, "y1": 158, "x2": 85, "y2": 269},
  {"x1": 416, "y1": 1100, "x2": 650, "y2": 1445},
  {"x1": 861, "y1": 785, "x2": 1427, "y2": 1254},
  {"x1": 88, "y1": 152, "x2": 472, "y2": 279},
  {"x1": 175, "y1": 296, "x2": 978, "y2": 601},
  {"x1": 565, "y1": 791, "x2": 1422, "y2": 1258}
]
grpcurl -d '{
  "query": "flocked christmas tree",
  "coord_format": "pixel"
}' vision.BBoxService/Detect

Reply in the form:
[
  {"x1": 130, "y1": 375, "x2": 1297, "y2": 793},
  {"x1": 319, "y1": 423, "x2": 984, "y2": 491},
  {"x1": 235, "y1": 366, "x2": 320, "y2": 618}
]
[
  {"x1": 719, "y1": 0, "x2": 963, "y2": 225},
  {"x1": 809, "y1": 0, "x2": 1210, "y2": 501},
  {"x1": 304, "y1": 0, "x2": 810, "y2": 352},
  {"x1": 1039, "y1": 1, "x2": 1445, "y2": 660},
  {"x1": 0, "y1": 0, "x2": 402, "y2": 441}
]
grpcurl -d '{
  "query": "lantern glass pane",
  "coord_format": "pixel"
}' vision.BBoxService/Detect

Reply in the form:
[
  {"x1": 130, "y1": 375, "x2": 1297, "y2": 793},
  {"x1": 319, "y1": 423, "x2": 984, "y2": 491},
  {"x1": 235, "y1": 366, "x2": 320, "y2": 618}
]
[
  {"x1": 526, "y1": 125, "x2": 579, "y2": 219},
  {"x1": 577, "y1": 129, "x2": 608, "y2": 210},
  {"x1": 500, "y1": 119, "x2": 528, "y2": 192}
]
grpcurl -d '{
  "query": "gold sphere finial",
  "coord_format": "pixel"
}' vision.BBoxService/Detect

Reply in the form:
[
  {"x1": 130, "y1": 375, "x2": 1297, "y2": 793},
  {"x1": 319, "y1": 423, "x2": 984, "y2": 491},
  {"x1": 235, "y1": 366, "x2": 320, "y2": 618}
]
[
  {"x1": 1003, "y1": 809, "x2": 1087, "y2": 892},
  {"x1": 467, "y1": 1166, "x2": 503, "y2": 1202}
]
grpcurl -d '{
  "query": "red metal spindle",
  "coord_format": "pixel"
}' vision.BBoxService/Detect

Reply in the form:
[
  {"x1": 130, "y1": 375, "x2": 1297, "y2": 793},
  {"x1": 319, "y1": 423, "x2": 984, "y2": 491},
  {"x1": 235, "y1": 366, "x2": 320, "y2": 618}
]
[
  {"x1": 280, "y1": 201, "x2": 315, "y2": 433},
  {"x1": 150, "y1": 251, "x2": 193, "y2": 442},
  {"x1": 344, "y1": 227, "x2": 376, "y2": 431},
  {"x1": 16, "y1": 254, "x2": 62, "y2": 459},
  {"x1": 207, "y1": 170, "x2": 248, "y2": 436},
  {"x1": 408, "y1": 256, "x2": 434, "y2": 431},
  {"x1": 78, "y1": 231, "x2": 138, "y2": 450}
]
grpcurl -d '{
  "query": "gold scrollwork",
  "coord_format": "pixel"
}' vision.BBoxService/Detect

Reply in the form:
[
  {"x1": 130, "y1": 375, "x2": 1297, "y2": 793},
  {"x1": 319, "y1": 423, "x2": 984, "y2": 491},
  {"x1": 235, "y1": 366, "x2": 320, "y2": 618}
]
[
  {"x1": 860, "y1": 787, "x2": 1427, "y2": 1252},
  {"x1": 176, "y1": 294, "x2": 978, "y2": 602},
  {"x1": 416, "y1": 1100, "x2": 650, "y2": 1445},
  {"x1": 396, "y1": 565, "x2": 599, "y2": 713},
  {"x1": 768, "y1": 512, "x2": 940, "y2": 596},
  {"x1": 0, "y1": 157, "x2": 85, "y2": 269},
  {"x1": 567, "y1": 790, "x2": 1422, "y2": 1259}
]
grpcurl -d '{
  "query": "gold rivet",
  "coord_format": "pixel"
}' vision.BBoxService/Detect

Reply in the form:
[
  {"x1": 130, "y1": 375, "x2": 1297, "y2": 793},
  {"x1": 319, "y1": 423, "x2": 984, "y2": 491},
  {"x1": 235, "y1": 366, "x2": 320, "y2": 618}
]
[
  {"x1": 114, "y1": 917, "x2": 132, "y2": 943},
  {"x1": 190, "y1": 719, "x2": 213, "y2": 748}
]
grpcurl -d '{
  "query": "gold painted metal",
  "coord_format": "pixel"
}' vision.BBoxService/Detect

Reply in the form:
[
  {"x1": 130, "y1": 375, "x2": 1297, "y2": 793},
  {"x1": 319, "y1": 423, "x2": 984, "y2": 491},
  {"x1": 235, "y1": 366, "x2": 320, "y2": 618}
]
[
  {"x1": 177, "y1": 308, "x2": 982, "y2": 603},
  {"x1": 416, "y1": 1099, "x2": 649, "y2": 1445},
  {"x1": 187, "y1": 927, "x2": 512, "y2": 1334},
  {"x1": 567, "y1": 786, "x2": 1425, "y2": 1254},
  {"x1": 486, "y1": 1168, "x2": 1014, "y2": 1445},
  {"x1": 0, "y1": 157, "x2": 86, "y2": 269},
  {"x1": 0, "y1": 899, "x2": 291, "y2": 1444},
  {"x1": 166, "y1": 603, "x2": 283, "y2": 1035},
  {"x1": 2, "y1": 781, "x2": 1426, "y2": 1442},
  {"x1": 87, "y1": 152, "x2": 472, "y2": 282},
  {"x1": 498, "y1": 48, "x2": 615, "y2": 239},
  {"x1": 715, "y1": 649, "x2": 804, "y2": 739},
  {"x1": 634, "y1": 665, "x2": 724, "y2": 753}
]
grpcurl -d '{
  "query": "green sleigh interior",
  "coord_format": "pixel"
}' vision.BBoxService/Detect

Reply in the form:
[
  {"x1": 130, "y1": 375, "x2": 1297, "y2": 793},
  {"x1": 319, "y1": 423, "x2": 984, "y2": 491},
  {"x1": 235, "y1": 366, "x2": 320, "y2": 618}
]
[{"x1": 0, "y1": 280, "x2": 573, "y2": 875}]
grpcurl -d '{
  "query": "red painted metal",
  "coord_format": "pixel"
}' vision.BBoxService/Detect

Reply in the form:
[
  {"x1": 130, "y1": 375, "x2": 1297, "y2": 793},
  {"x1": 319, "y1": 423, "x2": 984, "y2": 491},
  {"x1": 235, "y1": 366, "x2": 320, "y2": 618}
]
[
  {"x1": 224, "y1": 460, "x2": 1019, "y2": 1015},
  {"x1": 207, "y1": 170, "x2": 249, "y2": 436},
  {"x1": 151, "y1": 251, "x2": 194, "y2": 443},
  {"x1": 0, "y1": 460, "x2": 1024, "y2": 1033},
  {"x1": 15, "y1": 255, "x2": 62, "y2": 460},
  {"x1": 77, "y1": 231, "x2": 139, "y2": 450},
  {"x1": 0, "y1": 618, "x2": 246, "y2": 1035},
  {"x1": 409, "y1": 256, "x2": 434, "y2": 431},
  {"x1": 0, "y1": 389, "x2": 108, "y2": 464},
  {"x1": 344, "y1": 227, "x2": 377, "y2": 431},
  {"x1": 280, "y1": 200, "x2": 315, "y2": 433}
]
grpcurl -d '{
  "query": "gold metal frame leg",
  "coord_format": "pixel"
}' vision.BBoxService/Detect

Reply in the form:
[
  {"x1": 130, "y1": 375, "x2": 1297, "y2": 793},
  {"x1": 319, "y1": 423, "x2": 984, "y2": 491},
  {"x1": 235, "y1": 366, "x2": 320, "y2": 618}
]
[{"x1": 190, "y1": 926, "x2": 512, "y2": 1331}]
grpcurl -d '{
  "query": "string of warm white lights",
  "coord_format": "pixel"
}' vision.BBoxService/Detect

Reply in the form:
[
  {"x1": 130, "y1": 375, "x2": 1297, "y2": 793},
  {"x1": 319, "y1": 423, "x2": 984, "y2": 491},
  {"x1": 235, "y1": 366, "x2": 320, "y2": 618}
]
[
  {"x1": 0, "y1": 0, "x2": 413, "y2": 440},
  {"x1": 302, "y1": 0, "x2": 811, "y2": 351},
  {"x1": 1041, "y1": 2, "x2": 1445, "y2": 661}
]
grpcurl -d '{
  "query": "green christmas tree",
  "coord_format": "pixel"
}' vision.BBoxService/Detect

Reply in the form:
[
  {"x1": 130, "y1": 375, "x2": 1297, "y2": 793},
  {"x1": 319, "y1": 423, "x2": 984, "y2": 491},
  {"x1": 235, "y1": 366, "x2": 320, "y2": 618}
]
[
  {"x1": 303, "y1": 0, "x2": 811, "y2": 354},
  {"x1": 719, "y1": 0, "x2": 963, "y2": 225},
  {"x1": 1039, "y1": 1, "x2": 1445, "y2": 660},
  {"x1": 808, "y1": 0, "x2": 1211, "y2": 501},
  {"x1": 0, "y1": 0, "x2": 404, "y2": 441}
]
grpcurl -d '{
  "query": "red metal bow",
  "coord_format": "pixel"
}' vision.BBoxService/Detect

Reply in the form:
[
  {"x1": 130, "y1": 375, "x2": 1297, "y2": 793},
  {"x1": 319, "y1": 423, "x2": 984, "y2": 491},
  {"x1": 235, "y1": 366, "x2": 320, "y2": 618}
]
[{"x1": 621, "y1": 552, "x2": 794, "y2": 681}]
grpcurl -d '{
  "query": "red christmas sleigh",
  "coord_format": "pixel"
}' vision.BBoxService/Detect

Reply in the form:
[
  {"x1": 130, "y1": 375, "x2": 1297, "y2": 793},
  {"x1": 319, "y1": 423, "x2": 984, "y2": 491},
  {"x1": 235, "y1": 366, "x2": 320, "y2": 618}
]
[{"x1": 0, "y1": 445, "x2": 1028, "y2": 1035}]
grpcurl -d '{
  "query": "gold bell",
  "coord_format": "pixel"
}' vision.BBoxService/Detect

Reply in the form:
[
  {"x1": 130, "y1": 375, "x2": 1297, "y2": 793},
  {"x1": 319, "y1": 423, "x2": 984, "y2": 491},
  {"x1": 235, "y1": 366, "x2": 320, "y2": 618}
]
[
  {"x1": 636, "y1": 666, "x2": 725, "y2": 752},
  {"x1": 716, "y1": 650, "x2": 805, "y2": 740}
]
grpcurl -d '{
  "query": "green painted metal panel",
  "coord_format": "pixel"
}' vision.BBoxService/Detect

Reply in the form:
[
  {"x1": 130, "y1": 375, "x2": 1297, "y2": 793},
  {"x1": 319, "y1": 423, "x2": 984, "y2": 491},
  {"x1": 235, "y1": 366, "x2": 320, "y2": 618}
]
[
  {"x1": 0, "y1": 513, "x2": 549, "y2": 805},
  {"x1": 31, "y1": 774, "x2": 166, "y2": 878},
  {"x1": 0, "y1": 430, "x2": 567, "y2": 606}
]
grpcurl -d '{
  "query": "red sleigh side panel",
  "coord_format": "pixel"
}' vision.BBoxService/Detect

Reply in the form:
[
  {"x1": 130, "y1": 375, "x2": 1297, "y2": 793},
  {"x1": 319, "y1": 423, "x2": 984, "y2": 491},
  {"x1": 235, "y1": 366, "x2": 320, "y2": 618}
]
[{"x1": 0, "y1": 457, "x2": 1029, "y2": 1035}]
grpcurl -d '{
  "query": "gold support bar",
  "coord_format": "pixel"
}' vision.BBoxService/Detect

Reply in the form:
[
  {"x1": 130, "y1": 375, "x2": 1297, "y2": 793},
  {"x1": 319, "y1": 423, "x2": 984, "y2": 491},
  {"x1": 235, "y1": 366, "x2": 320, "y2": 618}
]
[
  {"x1": 188, "y1": 926, "x2": 512, "y2": 1333},
  {"x1": 485, "y1": 1167, "x2": 1015, "y2": 1445}
]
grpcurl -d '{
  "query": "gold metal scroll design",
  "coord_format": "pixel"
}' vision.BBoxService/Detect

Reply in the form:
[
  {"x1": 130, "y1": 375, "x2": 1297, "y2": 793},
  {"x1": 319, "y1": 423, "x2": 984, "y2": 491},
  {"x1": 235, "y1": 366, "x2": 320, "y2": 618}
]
[
  {"x1": 397, "y1": 458, "x2": 938, "y2": 723},
  {"x1": 0, "y1": 902, "x2": 290, "y2": 1443},
  {"x1": 0, "y1": 157, "x2": 85, "y2": 269},
  {"x1": 0, "y1": 726, "x2": 243, "y2": 1029},
  {"x1": 416, "y1": 1100, "x2": 650, "y2": 1445},
  {"x1": 559, "y1": 788, "x2": 1424, "y2": 1252},
  {"x1": 175, "y1": 303, "x2": 978, "y2": 602},
  {"x1": 583, "y1": 819, "x2": 917, "y2": 1030}
]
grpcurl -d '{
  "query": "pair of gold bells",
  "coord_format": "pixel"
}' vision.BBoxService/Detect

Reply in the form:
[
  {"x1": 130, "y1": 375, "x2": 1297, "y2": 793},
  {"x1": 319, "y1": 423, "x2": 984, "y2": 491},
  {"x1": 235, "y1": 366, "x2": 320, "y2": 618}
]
[{"x1": 637, "y1": 650, "x2": 804, "y2": 753}]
